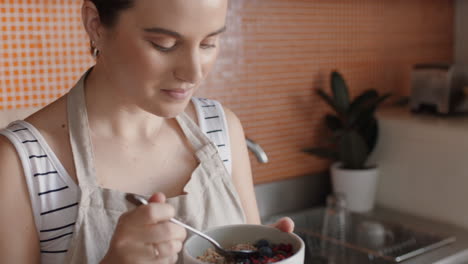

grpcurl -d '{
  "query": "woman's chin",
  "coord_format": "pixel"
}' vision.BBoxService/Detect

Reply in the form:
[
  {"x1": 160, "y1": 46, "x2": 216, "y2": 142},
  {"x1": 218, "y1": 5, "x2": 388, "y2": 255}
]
[{"x1": 148, "y1": 101, "x2": 191, "y2": 118}]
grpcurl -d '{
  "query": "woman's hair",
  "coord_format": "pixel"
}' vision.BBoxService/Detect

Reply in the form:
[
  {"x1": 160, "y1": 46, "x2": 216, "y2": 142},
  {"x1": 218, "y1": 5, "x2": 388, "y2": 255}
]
[
  {"x1": 88, "y1": 0, "x2": 135, "y2": 55},
  {"x1": 89, "y1": 0, "x2": 135, "y2": 28}
]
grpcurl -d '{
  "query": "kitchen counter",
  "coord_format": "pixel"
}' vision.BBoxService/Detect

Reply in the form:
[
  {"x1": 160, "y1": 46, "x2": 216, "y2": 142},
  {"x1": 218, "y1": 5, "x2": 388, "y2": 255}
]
[{"x1": 264, "y1": 206, "x2": 468, "y2": 264}]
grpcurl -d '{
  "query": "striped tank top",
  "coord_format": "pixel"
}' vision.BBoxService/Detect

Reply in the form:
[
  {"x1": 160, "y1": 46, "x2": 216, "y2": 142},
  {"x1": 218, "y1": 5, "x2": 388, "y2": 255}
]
[{"x1": 0, "y1": 97, "x2": 232, "y2": 264}]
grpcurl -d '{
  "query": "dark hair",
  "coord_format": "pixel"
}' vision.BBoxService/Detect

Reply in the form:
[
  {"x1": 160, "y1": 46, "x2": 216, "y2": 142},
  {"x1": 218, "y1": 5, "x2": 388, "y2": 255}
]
[{"x1": 90, "y1": 0, "x2": 135, "y2": 28}]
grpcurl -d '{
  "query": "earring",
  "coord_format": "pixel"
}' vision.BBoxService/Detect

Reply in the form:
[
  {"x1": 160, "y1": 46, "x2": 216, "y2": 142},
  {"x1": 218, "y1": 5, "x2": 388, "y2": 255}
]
[{"x1": 91, "y1": 41, "x2": 99, "y2": 58}]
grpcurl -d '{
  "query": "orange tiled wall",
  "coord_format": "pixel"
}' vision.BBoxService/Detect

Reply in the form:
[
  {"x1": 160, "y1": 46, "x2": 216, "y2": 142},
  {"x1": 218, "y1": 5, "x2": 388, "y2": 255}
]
[
  {"x1": 0, "y1": 0, "x2": 453, "y2": 184},
  {"x1": 0, "y1": 1, "x2": 92, "y2": 109}
]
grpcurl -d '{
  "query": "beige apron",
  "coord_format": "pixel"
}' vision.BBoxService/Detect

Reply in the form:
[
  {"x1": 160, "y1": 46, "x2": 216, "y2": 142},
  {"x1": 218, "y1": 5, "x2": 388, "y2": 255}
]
[{"x1": 63, "y1": 70, "x2": 246, "y2": 264}]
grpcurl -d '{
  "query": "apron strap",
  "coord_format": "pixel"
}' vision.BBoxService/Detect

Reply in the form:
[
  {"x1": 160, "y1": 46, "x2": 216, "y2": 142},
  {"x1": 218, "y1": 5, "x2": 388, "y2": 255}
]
[
  {"x1": 67, "y1": 69, "x2": 98, "y2": 188},
  {"x1": 175, "y1": 112, "x2": 212, "y2": 152}
]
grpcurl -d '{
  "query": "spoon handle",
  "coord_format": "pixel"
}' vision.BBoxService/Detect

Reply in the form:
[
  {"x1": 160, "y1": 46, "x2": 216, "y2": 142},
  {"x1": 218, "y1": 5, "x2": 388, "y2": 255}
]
[
  {"x1": 168, "y1": 218, "x2": 222, "y2": 248},
  {"x1": 129, "y1": 194, "x2": 223, "y2": 249}
]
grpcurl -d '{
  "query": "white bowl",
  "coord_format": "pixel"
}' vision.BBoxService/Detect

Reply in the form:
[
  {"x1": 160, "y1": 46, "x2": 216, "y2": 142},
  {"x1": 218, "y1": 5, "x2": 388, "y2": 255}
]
[{"x1": 183, "y1": 224, "x2": 305, "y2": 264}]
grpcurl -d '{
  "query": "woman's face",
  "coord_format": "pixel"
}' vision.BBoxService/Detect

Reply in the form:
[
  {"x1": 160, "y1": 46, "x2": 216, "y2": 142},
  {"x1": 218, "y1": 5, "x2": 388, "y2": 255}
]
[{"x1": 93, "y1": 0, "x2": 228, "y2": 117}]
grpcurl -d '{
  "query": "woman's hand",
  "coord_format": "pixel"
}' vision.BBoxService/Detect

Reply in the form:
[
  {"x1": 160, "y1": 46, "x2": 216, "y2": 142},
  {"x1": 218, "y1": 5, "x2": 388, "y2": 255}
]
[
  {"x1": 268, "y1": 217, "x2": 295, "y2": 233},
  {"x1": 101, "y1": 193, "x2": 186, "y2": 264}
]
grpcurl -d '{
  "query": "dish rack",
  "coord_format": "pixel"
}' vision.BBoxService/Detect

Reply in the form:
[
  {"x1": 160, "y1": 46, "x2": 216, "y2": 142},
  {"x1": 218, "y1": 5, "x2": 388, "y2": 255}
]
[{"x1": 266, "y1": 208, "x2": 456, "y2": 263}]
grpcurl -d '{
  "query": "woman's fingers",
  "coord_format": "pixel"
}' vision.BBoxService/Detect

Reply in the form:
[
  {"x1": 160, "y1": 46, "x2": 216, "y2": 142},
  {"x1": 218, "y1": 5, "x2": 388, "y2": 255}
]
[
  {"x1": 133, "y1": 221, "x2": 187, "y2": 244},
  {"x1": 269, "y1": 217, "x2": 295, "y2": 233},
  {"x1": 153, "y1": 222, "x2": 187, "y2": 243},
  {"x1": 103, "y1": 193, "x2": 185, "y2": 264},
  {"x1": 150, "y1": 255, "x2": 179, "y2": 264},
  {"x1": 120, "y1": 202, "x2": 175, "y2": 226},
  {"x1": 144, "y1": 242, "x2": 180, "y2": 264},
  {"x1": 149, "y1": 192, "x2": 166, "y2": 203},
  {"x1": 104, "y1": 238, "x2": 182, "y2": 263},
  {"x1": 151, "y1": 240, "x2": 183, "y2": 258}
]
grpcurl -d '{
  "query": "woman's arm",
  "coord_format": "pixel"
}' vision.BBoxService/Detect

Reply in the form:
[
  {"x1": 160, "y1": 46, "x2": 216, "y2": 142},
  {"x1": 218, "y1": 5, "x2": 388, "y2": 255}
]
[
  {"x1": 225, "y1": 108, "x2": 295, "y2": 232},
  {"x1": 0, "y1": 135, "x2": 41, "y2": 264},
  {"x1": 224, "y1": 107, "x2": 262, "y2": 225}
]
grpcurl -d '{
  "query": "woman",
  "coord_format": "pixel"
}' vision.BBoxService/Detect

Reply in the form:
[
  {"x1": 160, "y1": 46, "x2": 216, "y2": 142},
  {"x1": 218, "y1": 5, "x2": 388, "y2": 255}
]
[{"x1": 0, "y1": 0, "x2": 293, "y2": 263}]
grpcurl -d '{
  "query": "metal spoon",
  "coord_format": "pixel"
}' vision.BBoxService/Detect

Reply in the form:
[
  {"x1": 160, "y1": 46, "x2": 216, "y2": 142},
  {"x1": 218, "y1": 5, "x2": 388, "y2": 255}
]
[{"x1": 125, "y1": 194, "x2": 258, "y2": 262}]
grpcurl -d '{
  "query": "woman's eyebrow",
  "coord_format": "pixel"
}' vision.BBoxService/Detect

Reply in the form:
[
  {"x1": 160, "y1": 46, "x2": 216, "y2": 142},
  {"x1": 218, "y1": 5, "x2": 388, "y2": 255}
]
[
  {"x1": 143, "y1": 27, "x2": 181, "y2": 38},
  {"x1": 142, "y1": 26, "x2": 227, "y2": 38},
  {"x1": 206, "y1": 26, "x2": 227, "y2": 37}
]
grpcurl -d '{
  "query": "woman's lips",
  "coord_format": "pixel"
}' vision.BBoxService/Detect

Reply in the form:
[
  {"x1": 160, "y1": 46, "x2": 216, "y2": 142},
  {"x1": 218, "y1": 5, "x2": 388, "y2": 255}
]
[{"x1": 161, "y1": 89, "x2": 191, "y2": 100}]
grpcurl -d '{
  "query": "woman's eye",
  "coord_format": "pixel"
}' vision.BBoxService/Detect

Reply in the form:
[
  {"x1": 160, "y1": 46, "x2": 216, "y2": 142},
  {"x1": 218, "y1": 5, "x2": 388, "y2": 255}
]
[
  {"x1": 200, "y1": 43, "x2": 216, "y2": 49},
  {"x1": 149, "y1": 41, "x2": 177, "y2": 52}
]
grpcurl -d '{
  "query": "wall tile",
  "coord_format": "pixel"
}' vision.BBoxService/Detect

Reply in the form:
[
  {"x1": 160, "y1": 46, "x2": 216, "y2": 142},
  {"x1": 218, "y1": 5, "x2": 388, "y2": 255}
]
[{"x1": 0, "y1": 0, "x2": 453, "y2": 183}]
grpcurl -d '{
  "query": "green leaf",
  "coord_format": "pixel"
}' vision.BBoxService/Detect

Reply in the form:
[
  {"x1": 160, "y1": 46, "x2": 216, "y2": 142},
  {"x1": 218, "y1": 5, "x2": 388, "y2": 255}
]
[
  {"x1": 371, "y1": 93, "x2": 392, "y2": 111},
  {"x1": 325, "y1": 114, "x2": 342, "y2": 131},
  {"x1": 358, "y1": 116, "x2": 378, "y2": 153},
  {"x1": 331, "y1": 71, "x2": 350, "y2": 113},
  {"x1": 329, "y1": 129, "x2": 345, "y2": 144},
  {"x1": 348, "y1": 92, "x2": 391, "y2": 126},
  {"x1": 339, "y1": 130, "x2": 369, "y2": 169},
  {"x1": 348, "y1": 89, "x2": 378, "y2": 115},
  {"x1": 303, "y1": 147, "x2": 339, "y2": 160},
  {"x1": 316, "y1": 89, "x2": 340, "y2": 113}
]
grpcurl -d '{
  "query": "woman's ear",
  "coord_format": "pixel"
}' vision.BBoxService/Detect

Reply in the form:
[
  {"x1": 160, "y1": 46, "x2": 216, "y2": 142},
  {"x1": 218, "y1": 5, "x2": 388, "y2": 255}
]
[{"x1": 81, "y1": 0, "x2": 103, "y2": 46}]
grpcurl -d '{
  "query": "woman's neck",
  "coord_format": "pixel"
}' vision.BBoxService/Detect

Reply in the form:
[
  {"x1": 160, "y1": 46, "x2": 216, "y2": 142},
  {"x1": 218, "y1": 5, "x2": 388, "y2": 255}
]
[{"x1": 83, "y1": 65, "x2": 167, "y2": 141}]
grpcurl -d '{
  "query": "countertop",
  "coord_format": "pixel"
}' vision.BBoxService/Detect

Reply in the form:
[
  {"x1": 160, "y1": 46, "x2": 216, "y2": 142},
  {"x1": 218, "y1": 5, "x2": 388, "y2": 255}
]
[
  {"x1": 376, "y1": 106, "x2": 468, "y2": 135},
  {"x1": 264, "y1": 206, "x2": 468, "y2": 264},
  {"x1": 370, "y1": 106, "x2": 468, "y2": 231}
]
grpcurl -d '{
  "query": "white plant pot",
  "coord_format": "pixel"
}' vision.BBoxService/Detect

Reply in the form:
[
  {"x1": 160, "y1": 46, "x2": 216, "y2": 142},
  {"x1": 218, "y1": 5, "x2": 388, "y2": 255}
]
[{"x1": 331, "y1": 162, "x2": 379, "y2": 212}]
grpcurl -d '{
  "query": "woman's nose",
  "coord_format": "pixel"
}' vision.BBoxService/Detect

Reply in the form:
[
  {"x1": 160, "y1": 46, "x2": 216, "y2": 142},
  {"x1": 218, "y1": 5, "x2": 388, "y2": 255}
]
[{"x1": 174, "y1": 49, "x2": 203, "y2": 85}]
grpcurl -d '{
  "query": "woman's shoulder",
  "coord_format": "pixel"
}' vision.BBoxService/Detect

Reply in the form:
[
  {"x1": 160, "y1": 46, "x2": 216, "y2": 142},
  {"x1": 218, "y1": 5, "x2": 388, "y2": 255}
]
[
  {"x1": 190, "y1": 96, "x2": 240, "y2": 127},
  {"x1": 25, "y1": 95, "x2": 68, "y2": 138},
  {"x1": 0, "y1": 94, "x2": 66, "y2": 170}
]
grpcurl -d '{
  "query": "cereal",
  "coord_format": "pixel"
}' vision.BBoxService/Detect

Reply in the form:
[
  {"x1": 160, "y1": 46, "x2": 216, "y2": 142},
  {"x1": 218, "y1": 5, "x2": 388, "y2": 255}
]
[{"x1": 197, "y1": 240, "x2": 294, "y2": 264}]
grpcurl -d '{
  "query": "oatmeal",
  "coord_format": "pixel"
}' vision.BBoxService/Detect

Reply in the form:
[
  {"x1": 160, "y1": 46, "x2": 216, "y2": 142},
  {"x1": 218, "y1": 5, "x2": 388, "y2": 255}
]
[{"x1": 197, "y1": 240, "x2": 294, "y2": 264}]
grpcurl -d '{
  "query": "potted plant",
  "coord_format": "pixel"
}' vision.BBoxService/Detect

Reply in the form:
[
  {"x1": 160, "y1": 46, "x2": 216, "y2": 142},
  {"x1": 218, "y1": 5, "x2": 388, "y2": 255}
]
[{"x1": 304, "y1": 71, "x2": 390, "y2": 212}]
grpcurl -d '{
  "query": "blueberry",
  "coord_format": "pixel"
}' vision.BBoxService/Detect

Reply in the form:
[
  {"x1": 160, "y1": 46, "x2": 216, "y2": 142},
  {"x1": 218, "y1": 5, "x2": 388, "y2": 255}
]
[
  {"x1": 255, "y1": 239, "x2": 269, "y2": 248},
  {"x1": 259, "y1": 246, "x2": 273, "y2": 258}
]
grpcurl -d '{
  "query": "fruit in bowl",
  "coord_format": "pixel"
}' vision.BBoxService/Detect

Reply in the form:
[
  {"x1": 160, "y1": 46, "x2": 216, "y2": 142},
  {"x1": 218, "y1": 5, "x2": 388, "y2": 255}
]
[{"x1": 183, "y1": 224, "x2": 305, "y2": 264}]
